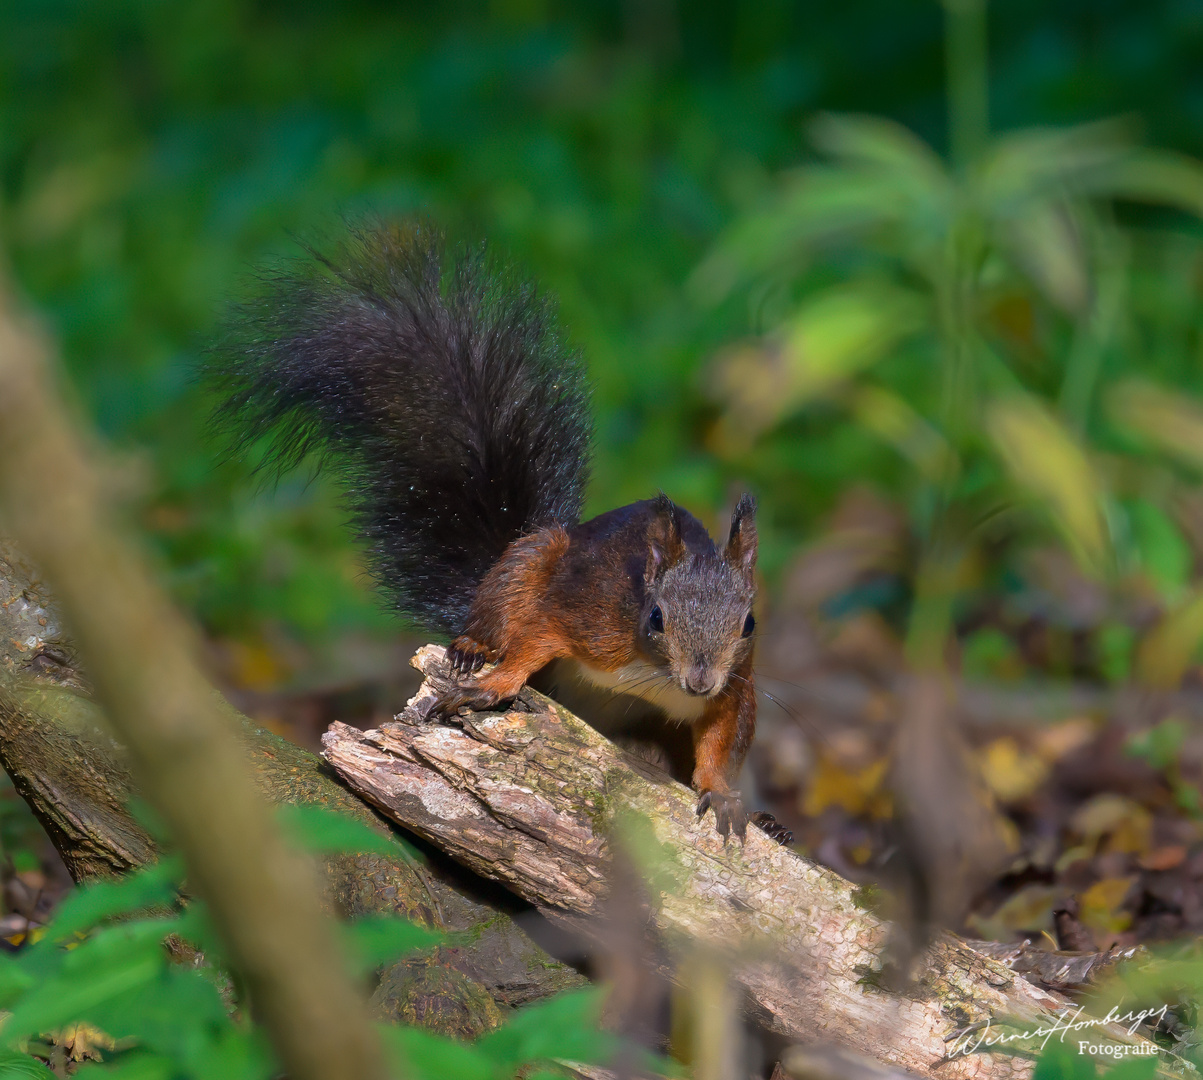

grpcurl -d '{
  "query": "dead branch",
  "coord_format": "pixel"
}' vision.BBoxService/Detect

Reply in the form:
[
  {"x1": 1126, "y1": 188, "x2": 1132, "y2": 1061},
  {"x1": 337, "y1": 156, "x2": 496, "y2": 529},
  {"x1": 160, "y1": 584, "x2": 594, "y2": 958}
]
[{"x1": 323, "y1": 646, "x2": 1175, "y2": 1080}]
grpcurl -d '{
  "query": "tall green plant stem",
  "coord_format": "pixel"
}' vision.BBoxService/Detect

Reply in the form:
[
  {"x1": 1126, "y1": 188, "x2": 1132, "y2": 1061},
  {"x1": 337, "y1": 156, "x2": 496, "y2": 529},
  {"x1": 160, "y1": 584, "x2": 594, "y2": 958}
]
[
  {"x1": 905, "y1": 0, "x2": 990, "y2": 669},
  {"x1": 943, "y1": 0, "x2": 989, "y2": 169},
  {"x1": 1059, "y1": 226, "x2": 1127, "y2": 432}
]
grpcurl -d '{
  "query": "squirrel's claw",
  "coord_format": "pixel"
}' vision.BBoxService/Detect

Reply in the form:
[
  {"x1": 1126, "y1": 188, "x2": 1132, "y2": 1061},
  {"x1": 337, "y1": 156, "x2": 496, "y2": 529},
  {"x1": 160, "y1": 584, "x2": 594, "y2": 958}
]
[
  {"x1": 438, "y1": 638, "x2": 510, "y2": 714},
  {"x1": 446, "y1": 637, "x2": 491, "y2": 676},
  {"x1": 749, "y1": 811, "x2": 793, "y2": 846},
  {"x1": 696, "y1": 790, "x2": 747, "y2": 843}
]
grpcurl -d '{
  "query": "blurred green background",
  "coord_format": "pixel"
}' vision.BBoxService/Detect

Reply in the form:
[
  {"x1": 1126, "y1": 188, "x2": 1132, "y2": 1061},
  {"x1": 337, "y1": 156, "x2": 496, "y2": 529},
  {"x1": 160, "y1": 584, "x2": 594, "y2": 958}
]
[{"x1": 6, "y1": 0, "x2": 1203, "y2": 700}]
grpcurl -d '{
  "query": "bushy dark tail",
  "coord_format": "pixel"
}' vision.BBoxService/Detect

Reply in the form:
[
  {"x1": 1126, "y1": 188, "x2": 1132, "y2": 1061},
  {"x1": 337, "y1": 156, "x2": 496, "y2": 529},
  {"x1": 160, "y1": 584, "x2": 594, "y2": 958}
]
[{"x1": 207, "y1": 221, "x2": 592, "y2": 636}]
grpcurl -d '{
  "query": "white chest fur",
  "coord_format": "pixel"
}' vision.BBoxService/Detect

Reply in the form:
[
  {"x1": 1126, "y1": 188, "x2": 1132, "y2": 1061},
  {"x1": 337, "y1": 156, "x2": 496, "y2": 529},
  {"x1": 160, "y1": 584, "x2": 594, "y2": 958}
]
[{"x1": 563, "y1": 658, "x2": 708, "y2": 722}]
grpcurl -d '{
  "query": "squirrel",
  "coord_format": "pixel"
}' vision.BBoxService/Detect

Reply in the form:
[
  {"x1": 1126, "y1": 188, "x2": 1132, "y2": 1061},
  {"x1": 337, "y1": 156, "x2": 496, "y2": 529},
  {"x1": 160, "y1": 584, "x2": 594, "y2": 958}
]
[{"x1": 209, "y1": 220, "x2": 786, "y2": 843}]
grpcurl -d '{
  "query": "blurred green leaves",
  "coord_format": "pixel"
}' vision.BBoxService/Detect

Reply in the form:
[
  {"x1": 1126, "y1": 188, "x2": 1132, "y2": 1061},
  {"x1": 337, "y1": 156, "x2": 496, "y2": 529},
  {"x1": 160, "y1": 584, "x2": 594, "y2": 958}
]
[
  {"x1": 709, "y1": 282, "x2": 927, "y2": 450},
  {"x1": 701, "y1": 104, "x2": 1203, "y2": 667},
  {"x1": 986, "y1": 396, "x2": 1109, "y2": 575},
  {"x1": 0, "y1": 844, "x2": 619, "y2": 1079},
  {"x1": 277, "y1": 803, "x2": 418, "y2": 862},
  {"x1": 1108, "y1": 381, "x2": 1203, "y2": 475},
  {"x1": 7, "y1": 1, "x2": 1203, "y2": 681}
]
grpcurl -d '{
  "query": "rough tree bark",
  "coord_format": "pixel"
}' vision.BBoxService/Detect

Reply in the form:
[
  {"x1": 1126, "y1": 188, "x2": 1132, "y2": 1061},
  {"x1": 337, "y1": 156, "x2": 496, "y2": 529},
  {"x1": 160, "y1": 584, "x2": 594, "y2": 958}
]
[
  {"x1": 323, "y1": 646, "x2": 1177, "y2": 1080},
  {"x1": 0, "y1": 542, "x2": 585, "y2": 1039}
]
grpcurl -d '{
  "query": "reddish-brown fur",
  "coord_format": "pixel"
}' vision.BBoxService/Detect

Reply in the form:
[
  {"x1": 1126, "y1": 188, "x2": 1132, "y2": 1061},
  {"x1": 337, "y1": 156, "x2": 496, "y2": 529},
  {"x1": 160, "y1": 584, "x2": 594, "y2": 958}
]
[
  {"x1": 436, "y1": 497, "x2": 761, "y2": 838},
  {"x1": 691, "y1": 653, "x2": 756, "y2": 794}
]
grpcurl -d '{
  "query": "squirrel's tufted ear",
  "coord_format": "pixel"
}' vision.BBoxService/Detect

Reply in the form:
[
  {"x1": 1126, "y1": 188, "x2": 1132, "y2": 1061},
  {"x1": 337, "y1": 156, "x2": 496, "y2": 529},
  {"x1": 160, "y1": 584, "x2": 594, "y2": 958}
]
[
  {"x1": 646, "y1": 494, "x2": 686, "y2": 583},
  {"x1": 724, "y1": 493, "x2": 758, "y2": 579}
]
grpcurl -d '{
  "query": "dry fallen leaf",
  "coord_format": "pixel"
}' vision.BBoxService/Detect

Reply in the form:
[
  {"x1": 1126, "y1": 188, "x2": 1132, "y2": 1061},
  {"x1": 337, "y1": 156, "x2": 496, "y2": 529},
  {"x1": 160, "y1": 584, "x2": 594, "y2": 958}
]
[
  {"x1": 979, "y1": 737, "x2": 1050, "y2": 804},
  {"x1": 1137, "y1": 844, "x2": 1187, "y2": 871},
  {"x1": 1070, "y1": 793, "x2": 1153, "y2": 855},
  {"x1": 801, "y1": 754, "x2": 891, "y2": 819},
  {"x1": 54, "y1": 1022, "x2": 117, "y2": 1063},
  {"x1": 1031, "y1": 717, "x2": 1097, "y2": 763},
  {"x1": 966, "y1": 883, "x2": 1062, "y2": 941},
  {"x1": 1077, "y1": 876, "x2": 1137, "y2": 943}
]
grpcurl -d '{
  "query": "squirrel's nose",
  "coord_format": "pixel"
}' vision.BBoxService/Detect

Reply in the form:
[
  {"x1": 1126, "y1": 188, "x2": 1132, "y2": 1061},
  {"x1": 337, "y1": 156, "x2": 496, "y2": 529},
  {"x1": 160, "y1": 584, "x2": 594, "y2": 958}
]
[{"x1": 684, "y1": 665, "x2": 716, "y2": 696}]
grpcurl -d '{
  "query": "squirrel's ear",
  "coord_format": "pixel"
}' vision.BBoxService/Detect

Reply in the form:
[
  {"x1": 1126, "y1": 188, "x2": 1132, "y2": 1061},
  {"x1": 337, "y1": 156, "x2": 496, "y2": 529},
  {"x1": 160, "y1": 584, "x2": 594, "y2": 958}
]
[
  {"x1": 724, "y1": 493, "x2": 758, "y2": 579},
  {"x1": 646, "y1": 495, "x2": 686, "y2": 583}
]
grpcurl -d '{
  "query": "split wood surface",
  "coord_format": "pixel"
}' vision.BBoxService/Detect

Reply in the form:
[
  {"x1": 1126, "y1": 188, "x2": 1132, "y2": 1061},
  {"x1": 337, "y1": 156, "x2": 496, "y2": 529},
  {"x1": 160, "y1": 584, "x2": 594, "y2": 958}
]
[{"x1": 323, "y1": 646, "x2": 1173, "y2": 1080}]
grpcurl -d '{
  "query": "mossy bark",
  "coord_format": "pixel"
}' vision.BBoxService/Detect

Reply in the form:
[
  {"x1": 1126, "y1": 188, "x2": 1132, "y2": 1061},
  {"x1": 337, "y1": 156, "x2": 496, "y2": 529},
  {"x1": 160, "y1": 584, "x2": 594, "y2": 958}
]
[
  {"x1": 323, "y1": 646, "x2": 1178, "y2": 1080},
  {"x1": 0, "y1": 542, "x2": 584, "y2": 1031}
]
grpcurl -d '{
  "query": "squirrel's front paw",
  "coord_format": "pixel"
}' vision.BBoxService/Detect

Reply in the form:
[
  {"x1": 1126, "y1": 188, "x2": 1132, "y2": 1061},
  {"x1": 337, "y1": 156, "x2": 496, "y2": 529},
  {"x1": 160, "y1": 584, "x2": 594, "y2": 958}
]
[
  {"x1": 446, "y1": 636, "x2": 493, "y2": 676},
  {"x1": 696, "y1": 790, "x2": 747, "y2": 843},
  {"x1": 427, "y1": 683, "x2": 508, "y2": 718}
]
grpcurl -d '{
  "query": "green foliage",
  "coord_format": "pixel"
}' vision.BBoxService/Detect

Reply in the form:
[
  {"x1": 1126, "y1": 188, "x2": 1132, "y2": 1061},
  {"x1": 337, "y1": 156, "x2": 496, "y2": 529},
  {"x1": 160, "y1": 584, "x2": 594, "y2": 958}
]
[
  {"x1": 342, "y1": 916, "x2": 444, "y2": 977},
  {"x1": 384, "y1": 989, "x2": 619, "y2": 1080},
  {"x1": 8, "y1": 3, "x2": 1203, "y2": 1073},
  {"x1": 1, "y1": 915, "x2": 269, "y2": 1075},
  {"x1": 0, "y1": 1047, "x2": 54, "y2": 1077},
  {"x1": 1125, "y1": 717, "x2": 1203, "y2": 817},
  {"x1": 1097, "y1": 623, "x2": 1136, "y2": 685},
  {"x1": 277, "y1": 802, "x2": 420, "y2": 862},
  {"x1": 7, "y1": 0, "x2": 1203, "y2": 653},
  {"x1": 42, "y1": 858, "x2": 182, "y2": 944},
  {"x1": 697, "y1": 64, "x2": 1203, "y2": 671},
  {"x1": 1033, "y1": 1041, "x2": 1160, "y2": 1080},
  {"x1": 702, "y1": 110, "x2": 1203, "y2": 541},
  {"x1": 961, "y1": 627, "x2": 1023, "y2": 680},
  {"x1": 1033, "y1": 1041, "x2": 1098, "y2": 1080},
  {"x1": 1126, "y1": 717, "x2": 1188, "y2": 774},
  {"x1": 0, "y1": 849, "x2": 623, "y2": 1078},
  {"x1": 474, "y1": 985, "x2": 613, "y2": 1070}
]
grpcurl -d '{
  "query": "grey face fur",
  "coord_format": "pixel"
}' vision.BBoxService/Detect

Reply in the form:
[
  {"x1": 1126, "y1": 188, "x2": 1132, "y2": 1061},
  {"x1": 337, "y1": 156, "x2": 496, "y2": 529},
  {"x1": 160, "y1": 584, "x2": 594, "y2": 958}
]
[
  {"x1": 645, "y1": 553, "x2": 756, "y2": 696},
  {"x1": 641, "y1": 494, "x2": 759, "y2": 698}
]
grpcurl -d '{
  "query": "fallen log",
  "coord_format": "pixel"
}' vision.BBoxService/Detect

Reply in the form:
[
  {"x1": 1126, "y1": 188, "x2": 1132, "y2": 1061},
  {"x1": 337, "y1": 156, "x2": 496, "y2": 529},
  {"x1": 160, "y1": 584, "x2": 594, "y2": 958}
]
[
  {"x1": 0, "y1": 539, "x2": 1177, "y2": 1077},
  {"x1": 323, "y1": 645, "x2": 1174, "y2": 1080}
]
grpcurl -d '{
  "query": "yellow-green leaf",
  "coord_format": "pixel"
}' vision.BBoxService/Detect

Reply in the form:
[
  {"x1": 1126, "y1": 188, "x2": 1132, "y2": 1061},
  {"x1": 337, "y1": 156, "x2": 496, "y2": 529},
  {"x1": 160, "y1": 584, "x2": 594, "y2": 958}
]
[
  {"x1": 1078, "y1": 876, "x2": 1137, "y2": 940},
  {"x1": 691, "y1": 170, "x2": 920, "y2": 301},
  {"x1": 850, "y1": 383, "x2": 957, "y2": 480},
  {"x1": 997, "y1": 200, "x2": 1090, "y2": 316},
  {"x1": 1107, "y1": 378, "x2": 1203, "y2": 472},
  {"x1": 977, "y1": 119, "x2": 1134, "y2": 209},
  {"x1": 709, "y1": 284, "x2": 926, "y2": 447},
  {"x1": 809, "y1": 112, "x2": 948, "y2": 193},
  {"x1": 779, "y1": 285, "x2": 926, "y2": 400},
  {"x1": 987, "y1": 396, "x2": 1110, "y2": 574},
  {"x1": 1079, "y1": 148, "x2": 1203, "y2": 218},
  {"x1": 1135, "y1": 588, "x2": 1203, "y2": 689}
]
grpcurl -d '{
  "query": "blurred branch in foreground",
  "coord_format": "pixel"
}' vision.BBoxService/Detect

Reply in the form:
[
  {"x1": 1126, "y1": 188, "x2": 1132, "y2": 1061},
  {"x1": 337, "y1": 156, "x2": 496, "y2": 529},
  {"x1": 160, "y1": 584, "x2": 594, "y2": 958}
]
[
  {"x1": 0, "y1": 282, "x2": 392, "y2": 1080},
  {"x1": 0, "y1": 539, "x2": 585, "y2": 1032}
]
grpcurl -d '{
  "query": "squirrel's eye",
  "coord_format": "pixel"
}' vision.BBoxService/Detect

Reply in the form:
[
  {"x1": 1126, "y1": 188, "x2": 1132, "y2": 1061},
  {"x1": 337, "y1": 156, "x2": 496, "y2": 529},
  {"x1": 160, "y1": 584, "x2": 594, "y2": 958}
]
[
  {"x1": 649, "y1": 605, "x2": 664, "y2": 633},
  {"x1": 742, "y1": 611, "x2": 755, "y2": 638}
]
